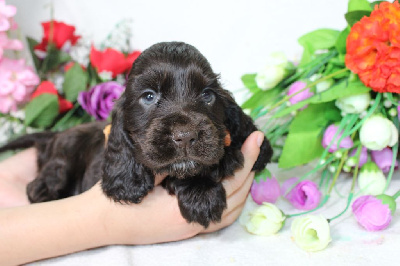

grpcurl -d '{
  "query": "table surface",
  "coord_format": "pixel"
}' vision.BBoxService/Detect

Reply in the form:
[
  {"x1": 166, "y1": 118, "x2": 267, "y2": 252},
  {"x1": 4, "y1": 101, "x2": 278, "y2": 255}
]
[{"x1": 28, "y1": 163, "x2": 400, "y2": 266}]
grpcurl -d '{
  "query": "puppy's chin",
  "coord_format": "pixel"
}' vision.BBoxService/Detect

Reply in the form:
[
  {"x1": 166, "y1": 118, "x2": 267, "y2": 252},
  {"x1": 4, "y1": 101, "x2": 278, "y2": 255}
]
[{"x1": 155, "y1": 160, "x2": 204, "y2": 178}]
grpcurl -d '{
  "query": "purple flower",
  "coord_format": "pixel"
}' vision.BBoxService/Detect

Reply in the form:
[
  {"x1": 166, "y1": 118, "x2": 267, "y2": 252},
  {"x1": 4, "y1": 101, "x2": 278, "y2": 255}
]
[
  {"x1": 349, "y1": 146, "x2": 368, "y2": 167},
  {"x1": 281, "y1": 177, "x2": 322, "y2": 210},
  {"x1": 322, "y1": 124, "x2": 354, "y2": 152},
  {"x1": 371, "y1": 147, "x2": 398, "y2": 173},
  {"x1": 352, "y1": 195, "x2": 392, "y2": 231},
  {"x1": 287, "y1": 81, "x2": 313, "y2": 107},
  {"x1": 250, "y1": 176, "x2": 281, "y2": 204},
  {"x1": 78, "y1": 81, "x2": 124, "y2": 120}
]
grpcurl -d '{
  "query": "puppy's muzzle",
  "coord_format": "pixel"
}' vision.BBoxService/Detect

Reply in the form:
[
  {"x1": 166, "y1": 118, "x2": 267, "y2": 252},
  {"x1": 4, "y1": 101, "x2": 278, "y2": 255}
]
[{"x1": 172, "y1": 126, "x2": 198, "y2": 154}]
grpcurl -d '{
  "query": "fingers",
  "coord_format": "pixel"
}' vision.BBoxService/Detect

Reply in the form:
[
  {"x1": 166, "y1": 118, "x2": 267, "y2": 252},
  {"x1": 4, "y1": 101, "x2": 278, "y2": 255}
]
[
  {"x1": 202, "y1": 172, "x2": 253, "y2": 233},
  {"x1": 154, "y1": 173, "x2": 168, "y2": 186},
  {"x1": 201, "y1": 202, "x2": 245, "y2": 234},
  {"x1": 222, "y1": 131, "x2": 264, "y2": 196}
]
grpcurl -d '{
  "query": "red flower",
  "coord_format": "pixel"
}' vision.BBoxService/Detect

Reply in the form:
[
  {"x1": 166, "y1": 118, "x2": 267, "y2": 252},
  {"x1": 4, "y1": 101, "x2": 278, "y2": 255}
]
[
  {"x1": 345, "y1": 2, "x2": 400, "y2": 93},
  {"x1": 31, "y1": 81, "x2": 73, "y2": 113},
  {"x1": 35, "y1": 21, "x2": 80, "y2": 52},
  {"x1": 90, "y1": 46, "x2": 141, "y2": 78}
]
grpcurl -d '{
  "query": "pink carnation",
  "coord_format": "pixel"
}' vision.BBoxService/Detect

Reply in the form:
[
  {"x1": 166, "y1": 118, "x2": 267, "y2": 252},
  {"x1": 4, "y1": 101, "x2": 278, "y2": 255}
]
[
  {"x1": 0, "y1": 0, "x2": 17, "y2": 32},
  {"x1": 0, "y1": 58, "x2": 40, "y2": 113},
  {"x1": 0, "y1": 32, "x2": 23, "y2": 59}
]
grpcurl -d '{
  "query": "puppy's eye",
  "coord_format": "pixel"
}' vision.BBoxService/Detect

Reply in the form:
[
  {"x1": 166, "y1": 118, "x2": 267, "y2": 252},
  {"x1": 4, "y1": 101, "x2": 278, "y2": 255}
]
[
  {"x1": 201, "y1": 89, "x2": 216, "y2": 105},
  {"x1": 141, "y1": 90, "x2": 157, "y2": 105}
]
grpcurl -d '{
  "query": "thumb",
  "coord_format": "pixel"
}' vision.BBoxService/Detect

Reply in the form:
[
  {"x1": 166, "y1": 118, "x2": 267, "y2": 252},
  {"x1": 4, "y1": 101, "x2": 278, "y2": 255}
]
[{"x1": 241, "y1": 131, "x2": 264, "y2": 172}]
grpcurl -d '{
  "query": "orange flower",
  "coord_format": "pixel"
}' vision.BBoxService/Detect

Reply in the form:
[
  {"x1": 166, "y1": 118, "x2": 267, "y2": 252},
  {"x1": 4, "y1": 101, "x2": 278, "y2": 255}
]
[{"x1": 345, "y1": 1, "x2": 400, "y2": 93}]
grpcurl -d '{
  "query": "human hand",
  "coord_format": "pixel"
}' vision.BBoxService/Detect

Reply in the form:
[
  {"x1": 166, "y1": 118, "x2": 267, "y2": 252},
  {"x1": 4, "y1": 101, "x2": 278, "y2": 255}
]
[
  {"x1": 0, "y1": 148, "x2": 37, "y2": 208},
  {"x1": 94, "y1": 131, "x2": 264, "y2": 245}
]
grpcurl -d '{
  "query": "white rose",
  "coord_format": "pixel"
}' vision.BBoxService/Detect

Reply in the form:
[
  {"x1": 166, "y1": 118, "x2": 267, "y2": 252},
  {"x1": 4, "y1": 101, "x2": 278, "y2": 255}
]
[
  {"x1": 255, "y1": 52, "x2": 289, "y2": 90},
  {"x1": 360, "y1": 115, "x2": 398, "y2": 150},
  {"x1": 335, "y1": 93, "x2": 371, "y2": 114},
  {"x1": 243, "y1": 202, "x2": 285, "y2": 236},
  {"x1": 291, "y1": 215, "x2": 331, "y2": 252},
  {"x1": 358, "y1": 161, "x2": 386, "y2": 195}
]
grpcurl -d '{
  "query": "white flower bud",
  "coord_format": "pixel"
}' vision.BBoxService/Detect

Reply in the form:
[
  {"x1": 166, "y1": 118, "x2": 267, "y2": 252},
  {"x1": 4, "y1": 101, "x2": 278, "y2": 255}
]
[
  {"x1": 335, "y1": 93, "x2": 371, "y2": 114},
  {"x1": 389, "y1": 108, "x2": 398, "y2": 117},
  {"x1": 358, "y1": 162, "x2": 386, "y2": 195},
  {"x1": 384, "y1": 100, "x2": 393, "y2": 108},
  {"x1": 360, "y1": 115, "x2": 398, "y2": 150}
]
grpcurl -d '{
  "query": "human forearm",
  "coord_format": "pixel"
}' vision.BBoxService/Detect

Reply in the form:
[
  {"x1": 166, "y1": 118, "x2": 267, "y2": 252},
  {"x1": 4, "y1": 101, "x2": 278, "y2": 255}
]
[{"x1": 0, "y1": 190, "x2": 108, "y2": 265}]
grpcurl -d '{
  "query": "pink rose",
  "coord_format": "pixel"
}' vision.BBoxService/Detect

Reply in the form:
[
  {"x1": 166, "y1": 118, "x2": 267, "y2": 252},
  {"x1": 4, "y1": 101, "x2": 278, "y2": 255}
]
[
  {"x1": 250, "y1": 175, "x2": 281, "y2": 204},
  {"x1": 349, "y1": 146, "x2": 368, "y2": 167},
  {"x1": 281, "y1": 177, "x2": 322, "y2": 210},
  {"x1": 352, "y1": 195, "x2": 392, "y2": 231},
  {"x1": 322, "y1": 124, "x2": 354, "y2": 152},
  {"x1": 371, "y1": 147, "x2": 398, "y2": 173},
  {"x1": 287, "y1": 81, "x2": 313, "y2": 108}
]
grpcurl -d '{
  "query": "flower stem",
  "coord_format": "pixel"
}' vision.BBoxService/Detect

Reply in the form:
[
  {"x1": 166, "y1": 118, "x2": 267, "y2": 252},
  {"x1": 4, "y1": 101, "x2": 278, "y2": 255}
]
[
  {"x1": 267, "y1": 68, "x2": 349, "y2": 112},
  {"x1": 327, "y1": 192, "x2": 354, "y2": 222},
  {"x1": 286, "y1": 194, "x2": 330, "y2": 219},
  {"x1": 327, "y1": 131, "x2": 357, "y2": 195},
  {"x1": 385, "y1": 116, "x2": 399, "y2": 192},
  {"x1": 347, "y1": 92, "x2": 382, "y2": 135},
  {"x1": 393, "y1": 190, "x2": 400, "y2": 200},
  {"x1": 350, "y1": 145, "x2": 363, "y2": 192},
  {"x1": 0, "y1": 113, "x2": 24, "y2": 124},
  {"x1": 327, "y1": 150, "x2": 348, "y2": 195}
]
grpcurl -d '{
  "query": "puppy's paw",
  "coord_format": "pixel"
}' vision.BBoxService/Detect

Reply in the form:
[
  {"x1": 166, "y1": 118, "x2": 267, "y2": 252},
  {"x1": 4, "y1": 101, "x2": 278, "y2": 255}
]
[
  {"x1": 176, "y1": 179, "x2": 227, "y2": 228},
  {"x1": 27, "y1": 159, "x2": 69, "y2": 203}
]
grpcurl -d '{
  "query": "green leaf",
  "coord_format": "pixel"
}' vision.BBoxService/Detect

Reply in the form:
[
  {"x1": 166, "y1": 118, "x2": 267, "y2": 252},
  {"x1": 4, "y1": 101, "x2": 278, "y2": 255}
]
[
  {"x1": 241, "y1": 74, "x2": 260, "y2": 94},
  {"x1": 273, "y1": 78, "x2": 369, "y2": 118},
  {"x1": 254, "y1": 168, "x2": 272, "y2": 182},
  {"x1": 298, "y1": 29, "x2": 340, "y2": 52},
  {"x1": 345, "y1": 10, "x2": 371, "y2": 26},
  {"x1": 40, "y1": 44, "x2": 71, "y2": 74},
  {"x1": 348, "y1": 0, "x2": 373, "y2": 12},
  {"x1": 51, "y1": 113, "x2": 93, "y2": 131},
  {"x1": 278, "y1": 103, "x2": 339, "y2": 168},
  {"x1": 241, "y1": 87, "x2": 281, "y2": 110},
  {"x1": 370, "y1": 1, "x2": 385, "y2": 9},
  {"x1": 26, "y1": 37, "x2": 41, "y2": 72},
  {"x1": 335, "y1": 27, "x2": 350, "y2": 54},
  {"x1": 63, "y1": 64, "x2": 88, "y2": 102},
  {"x1": 24, "y1": 94, "x2": 59, "y2": 128},
  {"x1": 298, "y1": 29, "x2": 340, "y2": 65}
]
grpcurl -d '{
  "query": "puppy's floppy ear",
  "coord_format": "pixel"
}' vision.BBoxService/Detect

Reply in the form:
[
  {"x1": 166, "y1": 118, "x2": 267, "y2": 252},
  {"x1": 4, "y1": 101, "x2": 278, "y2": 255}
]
[
  {"x1": 221, "y1": 90, "x2": 273, "y2": 171},
  {"x1": 101, "y1": 97, "x2": 154, "y2": 203}
]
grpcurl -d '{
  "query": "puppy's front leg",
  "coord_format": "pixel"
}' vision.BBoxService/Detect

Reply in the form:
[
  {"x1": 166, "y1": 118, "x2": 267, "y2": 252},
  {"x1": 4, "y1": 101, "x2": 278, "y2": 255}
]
[{"x1": 163, "y1": 176, "x2": 227, "y2": 228}]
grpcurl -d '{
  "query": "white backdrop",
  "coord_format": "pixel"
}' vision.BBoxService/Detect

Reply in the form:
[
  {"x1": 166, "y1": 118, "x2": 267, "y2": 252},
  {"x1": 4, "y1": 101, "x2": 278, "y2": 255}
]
[{"x1": 8, "y1": 0, "x2": 349, "y2": 103}]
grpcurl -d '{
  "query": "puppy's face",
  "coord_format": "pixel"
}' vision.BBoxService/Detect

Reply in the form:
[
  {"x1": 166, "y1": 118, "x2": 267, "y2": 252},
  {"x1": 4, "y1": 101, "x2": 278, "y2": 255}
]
[{"x1": 121, "y1": 45, "x2": 229, "y2": 177}]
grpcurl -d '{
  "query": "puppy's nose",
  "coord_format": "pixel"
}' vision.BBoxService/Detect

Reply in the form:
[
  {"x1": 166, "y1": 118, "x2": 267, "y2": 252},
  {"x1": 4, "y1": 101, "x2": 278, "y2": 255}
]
[{"x1": 172, "y1": 129, "x2": 198, "y2": 149}]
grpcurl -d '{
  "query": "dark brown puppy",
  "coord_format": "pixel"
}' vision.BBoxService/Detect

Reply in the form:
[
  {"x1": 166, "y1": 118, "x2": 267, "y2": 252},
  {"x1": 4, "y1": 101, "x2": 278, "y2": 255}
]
[{"x1": 0, "y1": 42, "x2": 272, "y2": 227}]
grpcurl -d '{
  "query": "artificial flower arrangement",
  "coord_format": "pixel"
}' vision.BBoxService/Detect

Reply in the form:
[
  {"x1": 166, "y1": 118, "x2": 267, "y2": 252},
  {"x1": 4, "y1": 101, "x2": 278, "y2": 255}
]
[
  {"x1": 241, "y1": 0, "x2": 400, "y2": 252},
  {"x1": 0, "y1": 0, "x2": 140, "y2": 144}
]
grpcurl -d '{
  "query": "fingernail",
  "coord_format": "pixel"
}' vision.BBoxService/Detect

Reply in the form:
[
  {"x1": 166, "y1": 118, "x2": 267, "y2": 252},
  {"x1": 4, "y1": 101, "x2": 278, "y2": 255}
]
[{"x1": 256, "y1": 132, "x2": 264, "y2": 147}]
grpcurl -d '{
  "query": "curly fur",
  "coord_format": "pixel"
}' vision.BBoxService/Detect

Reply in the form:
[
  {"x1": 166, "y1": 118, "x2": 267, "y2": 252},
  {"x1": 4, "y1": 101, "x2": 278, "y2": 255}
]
[{"x1": 0, "y1": 42, "x2": 273, "y2": 228}]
